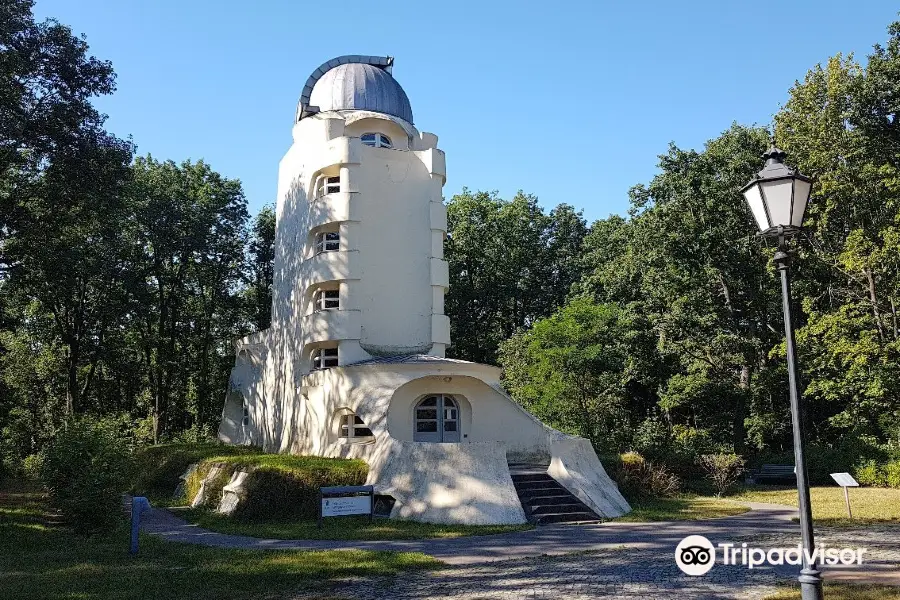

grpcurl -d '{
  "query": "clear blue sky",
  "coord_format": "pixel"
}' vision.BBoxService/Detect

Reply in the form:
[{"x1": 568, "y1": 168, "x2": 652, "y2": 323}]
[{"x1": 33, "y1": 0, "x2": 899, "y2": 223}]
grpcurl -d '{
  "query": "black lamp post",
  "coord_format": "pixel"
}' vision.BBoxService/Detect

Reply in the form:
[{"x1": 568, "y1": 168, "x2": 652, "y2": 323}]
[{"x1": 741, "y1": 147, "x2": 822, "y2": 600}]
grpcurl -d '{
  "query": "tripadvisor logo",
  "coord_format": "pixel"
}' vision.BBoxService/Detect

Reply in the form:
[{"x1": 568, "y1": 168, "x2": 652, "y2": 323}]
[
  {"x1": 675, "y1": 535, "x2": 868, "y2": 575},
  {"x1": 675, "y1": 535, "x2": 716, "y2": 575}
]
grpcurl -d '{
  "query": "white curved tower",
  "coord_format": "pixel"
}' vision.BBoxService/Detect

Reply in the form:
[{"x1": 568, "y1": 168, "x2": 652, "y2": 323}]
[
  {"x1": 219, "y1": 55, "x2": 630, "y2": 526},
  {"x1": 272, "y1": 55, "x2": 449, "y2": 374}
]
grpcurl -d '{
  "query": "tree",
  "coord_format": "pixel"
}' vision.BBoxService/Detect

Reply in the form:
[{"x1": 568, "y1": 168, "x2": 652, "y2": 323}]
[
  {"x1": 499, "y1": 297, "x2": 631, "y2": 450},
  {"x1": 245, "y1": 204, "x2": 275, "y2": 331},
  {"x1": 1, "y1": 0, "x2": 118, "y2": 236},
  {"x1": 775, "y1": 24, "x2": 900, "y2": 446},
  {"x1": 129, "y1": 157, "x2": 249, "y2": 442},
  {"x1": 444, "y1": 190, "x2": 587, "y2": 364}
]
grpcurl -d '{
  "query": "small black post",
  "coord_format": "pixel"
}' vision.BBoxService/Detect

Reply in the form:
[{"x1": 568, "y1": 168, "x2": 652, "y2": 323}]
[
  {"x1": 774, "y1": 241, "x2": 823, "y2": 600},
  {"x1": 318, "y1": 488, "x2": 323, "y2": 529}
]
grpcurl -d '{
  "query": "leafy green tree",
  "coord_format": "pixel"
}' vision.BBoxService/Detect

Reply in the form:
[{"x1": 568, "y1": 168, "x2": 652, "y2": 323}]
[
  {"x1": 445, "y1": 190, "x2": 587, "y2": 364},
  {"x1": 1, "y1": 0, "x2": 118, "y2": 235},
  {"x1": 129, "y1": 157, "x2": 249, "y2": 441},
  {"x1": 499, "y1": 297, "x2": 631, "y2": 449},
  {"x1": 775, "y1": 24, "x2": 900, "y2": 447},
  {"x1": 245, "y1": 204, "x2": 276, "y2": 331}
]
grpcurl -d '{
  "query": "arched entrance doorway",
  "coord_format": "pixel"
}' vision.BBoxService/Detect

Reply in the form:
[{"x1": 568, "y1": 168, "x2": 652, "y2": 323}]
[{"x1": 414, "y1": 394, "x2": 460, "y2": 442}]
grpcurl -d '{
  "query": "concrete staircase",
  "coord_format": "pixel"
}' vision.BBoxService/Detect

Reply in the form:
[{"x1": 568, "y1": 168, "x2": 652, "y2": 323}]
[{"x1": 508, "y1": 463, "x2": 600, "y2": 525}]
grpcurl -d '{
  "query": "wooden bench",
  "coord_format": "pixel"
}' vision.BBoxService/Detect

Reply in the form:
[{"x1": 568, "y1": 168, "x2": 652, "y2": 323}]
[{"x1": 753, "y1": 464, "x2": 796, "y2": 484}]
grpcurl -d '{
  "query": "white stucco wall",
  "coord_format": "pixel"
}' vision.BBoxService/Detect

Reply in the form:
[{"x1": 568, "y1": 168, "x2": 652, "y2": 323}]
[
  {"x1": 219, "y1": 353, "x2": 631, "y2": 523},
  {"x1": 267, "y1": 111, "x2": 448, "y2": 374}
]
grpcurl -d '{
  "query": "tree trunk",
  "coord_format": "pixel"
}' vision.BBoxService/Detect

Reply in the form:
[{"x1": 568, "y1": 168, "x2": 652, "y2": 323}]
[
  {"x1": 733, "y1": 364, "x2": 750, "y2": 454},
  {"x1": 865, "y1": 267, "x2": 885, "y2": 341}
]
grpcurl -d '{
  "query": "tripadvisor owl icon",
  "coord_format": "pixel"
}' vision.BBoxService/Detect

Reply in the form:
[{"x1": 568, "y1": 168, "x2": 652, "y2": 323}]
[{"x1": 675, "y1": 535, "x2": 716, "y2": 575}]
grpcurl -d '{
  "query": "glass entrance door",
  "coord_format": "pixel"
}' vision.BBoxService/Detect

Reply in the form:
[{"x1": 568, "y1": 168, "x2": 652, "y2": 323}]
[{"x1": 414, "y1": 395, "x2": 460, "y2": 442}]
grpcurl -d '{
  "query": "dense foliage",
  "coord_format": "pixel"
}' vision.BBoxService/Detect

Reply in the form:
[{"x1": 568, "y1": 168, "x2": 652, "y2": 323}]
[
  {"x1": 490, "y1": 24, "x2": 900, "y2": 472},
  {"x1": 0, "y1": 1, "x2": 276, "y2": 474},
  {"x1": 40, "y1": 418, "x2": 134, "y2": 532}
]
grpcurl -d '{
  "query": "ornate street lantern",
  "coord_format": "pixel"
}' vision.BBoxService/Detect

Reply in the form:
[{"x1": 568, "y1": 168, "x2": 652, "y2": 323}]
[
  {"x1": 742, "y1": 146, "x2": 821, "y2": 600},
  {"x1": 741, "y1": 146, "x2": 812, "y2": 237}
]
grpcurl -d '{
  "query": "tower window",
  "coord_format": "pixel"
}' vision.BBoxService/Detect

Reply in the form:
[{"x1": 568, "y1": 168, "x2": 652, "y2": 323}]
[
  {"x1": 314, "y1": 289, "x2": 340, "y2": 311},
  {"x1": 315, "y1": 231, "x2": 340, "y2": 254},
  {"x1": 361, "y1": 133, "x2": 392, "y2": 149},
  {"x1": 339, "y1": 413, "x2": 374, "y2": 439},
  {"x1": 312, "y1": 347, "x2": 339, "y2": 370},
  {"x1": 315, "y1": 175, "x2": 341, "y2": 197}
]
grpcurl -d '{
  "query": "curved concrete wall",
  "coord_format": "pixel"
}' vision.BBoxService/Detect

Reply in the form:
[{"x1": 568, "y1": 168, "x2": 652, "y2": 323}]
[
  {"x1": 333, "y1": 438, "x2": 527, "y2": 525},
  {"x1": 270, "y1": 112, "x2": 449, "y2": 372},
  {"x1": 219, "y1": 352, "x2": 631, "y2": 523}
]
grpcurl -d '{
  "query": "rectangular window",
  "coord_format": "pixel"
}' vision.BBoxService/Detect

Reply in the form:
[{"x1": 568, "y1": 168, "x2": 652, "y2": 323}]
[
  {"x1": 315, "y1": 289, "x2": 340, "y2": 311},
  {"x1": 317, "y1": 175, "x2": 341, "y2": 197},
  {"x1": 312, "y1": 347, "x2": 339, "y2": 370},
  {"x1": 315, "y1": 231, "x2": 340, "y2": 254}
]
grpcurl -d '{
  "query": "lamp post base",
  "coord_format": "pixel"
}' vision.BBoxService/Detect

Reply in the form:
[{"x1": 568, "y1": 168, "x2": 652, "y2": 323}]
[{"x1": 799, "y1": 567, "x2": 824, "y2": 600}]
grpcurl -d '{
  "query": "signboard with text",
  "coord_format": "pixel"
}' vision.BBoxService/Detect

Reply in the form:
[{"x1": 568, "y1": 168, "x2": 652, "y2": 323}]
[
  {"x1": 830, "y1": 473, "x2": 859, "y2": 488},
  {"x1": 322, "y1": 495, "x2": 371, "y2": 517},
  {"x1": 318, "y1": 485, "x2": 374, "y2": 526}
]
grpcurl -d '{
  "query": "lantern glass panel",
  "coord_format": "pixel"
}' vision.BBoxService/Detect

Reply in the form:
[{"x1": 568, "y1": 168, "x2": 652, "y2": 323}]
[
  {"x1": 791, "y1": 179, "x2": 811, "y2": 228},
  {"x1": 743, "y1": 182, "x2": 769, "y2": 232},
  {"x1": 760, "y1": 179, "x2": 794, "y2": 228}
]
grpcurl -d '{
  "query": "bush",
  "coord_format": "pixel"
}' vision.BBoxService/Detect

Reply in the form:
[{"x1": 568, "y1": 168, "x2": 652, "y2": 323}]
[
  {"x1": 612, "y1": 451, "x2": 681, "y2": 501},
  {"x1": 699, "y1": 453, "x2": 745, "y2": 497},
  {"x1": 886, "y1": 461, "x2": 900, "y2": 488},
  {"x1": 22, "y1": 453, "x2": 44, "y2": 481},
  {"x1": 185, "y1": 454, "x2": 369, "y2": 521},
  {"x1": 854, "y1": 460, "x2": 887, "y2": 487},
  {"x1": 41, "y1": 418, "x2": 134, "y2": 533}
]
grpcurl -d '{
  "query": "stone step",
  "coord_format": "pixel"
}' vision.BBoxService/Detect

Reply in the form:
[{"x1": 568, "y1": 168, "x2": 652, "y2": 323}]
[
  {"x1": 510, "y1": 473, "x2": 553, "y2": 483},
  {"x1": 533, "y1": 511, "x2": 601, "y2": 525},
  {"x1": 512, "y1": 479, "x2": 563, "y2": 491},
  {"x1": 519, "y1": 492, "x2": 572, "y2": 506},
  {"x1": 508, "y1": 464, "x2": 600, "y2": 526},
  {"x1": 529, "y1": 502, "x2": 589, "y2": 515}
]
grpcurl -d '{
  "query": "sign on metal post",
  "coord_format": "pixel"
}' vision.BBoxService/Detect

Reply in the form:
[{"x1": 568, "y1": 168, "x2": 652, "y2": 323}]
[
  {"x1": 318, "y1": 485, "x2": 374, "y2": 528},
  {"x1": 830, "y1": 472, "x2": 859, "y2": 518},
  {"x1": 130, "y1": 496, "x2": 151, "y2": 554}
]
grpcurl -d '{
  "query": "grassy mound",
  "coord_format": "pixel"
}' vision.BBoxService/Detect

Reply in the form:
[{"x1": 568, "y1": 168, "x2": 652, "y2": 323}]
[
  {"x1": 130, "y1": 443, "x2": 261, "y2": 503},
  {"x1": 185, "y1": 454, "x2": 368, "y2": 521}
]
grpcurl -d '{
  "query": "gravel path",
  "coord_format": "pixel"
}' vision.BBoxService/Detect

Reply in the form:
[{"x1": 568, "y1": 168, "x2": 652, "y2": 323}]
[{"x1": 141, "y1": 502, "x2": 899, "y2": 599}]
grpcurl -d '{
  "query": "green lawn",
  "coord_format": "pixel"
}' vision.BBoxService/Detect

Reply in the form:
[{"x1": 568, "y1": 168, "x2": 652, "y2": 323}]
[
  {"x1": 765, "y1": 583, "x2": 900, "y2": 599},
  {"x1": 728, "y1": 486, "x2": 900, "y2": 526},
  {"x1": 0, "y1": 483, "x2": 439, "y2": 600},
  {"x1": 179, "y1": 506, "x2": 533, "y2": 540},
  {"x1": 612, "y1": 495, "x2": 750, "y2": 522}
]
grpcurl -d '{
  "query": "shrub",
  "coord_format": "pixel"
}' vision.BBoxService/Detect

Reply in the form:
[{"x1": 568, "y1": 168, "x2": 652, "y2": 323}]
[
  {"x1": 612, "y1": 451, "x2": 681, "y2": 501},
  {"x1": 22, "y1": 453, "x2": 44, "y2": 481},
  {"x1": 631, "y1": 418, "x2": 671, "y2": 462},
  {"x1": 885, "y1": 460, "x2": 900, "y2": 489},
  {"x1": 699, "y1": 453, "x2": 745, "y2": 497},
  {"x1": 854, "y1": 460, "x2": 887, "y2": 487},
  {"x1": 41, "y1": 418, "x2": 134, "y2": 533}
]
